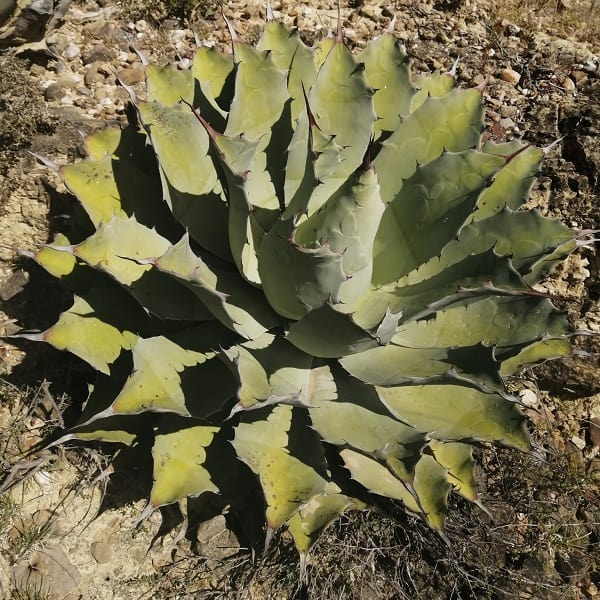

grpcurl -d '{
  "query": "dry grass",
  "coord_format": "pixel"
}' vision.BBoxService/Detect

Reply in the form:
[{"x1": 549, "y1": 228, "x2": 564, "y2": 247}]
[
  {"x1": 120, "y1": 0, "x2": 223, "y2": 23},
  {"x1": 487, "y1": 0, "x2": 598, "y2": 44}
]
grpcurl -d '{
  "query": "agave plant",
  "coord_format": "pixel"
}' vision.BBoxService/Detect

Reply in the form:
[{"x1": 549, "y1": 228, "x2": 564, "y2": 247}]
[{"x1": 19, "y1": 9, "x2": 584, "y2": 562}]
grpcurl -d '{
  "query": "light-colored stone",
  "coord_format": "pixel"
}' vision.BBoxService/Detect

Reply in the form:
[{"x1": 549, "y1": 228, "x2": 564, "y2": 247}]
[
  {"x1": 90, "y1": 541, "x2": 113, "y2": 564},
  {"x1": 84, "y1": 62, "x2": 105, "y2": 86},
  {"x1": 196, "y1": 515, "x2": 240, "y2": 560},
  {"x1": 117, "y1": 65, "x2": 145, "y2": 86},
  {"x1": 520, "y1": 389, "x2": 538, "y2": 408},
  {"x1": 499, "y1": 68, "x2": 521, "y2": 85},
  {"x1": 11, "y1": 545, "x2": 81, "y2": 600},
  {"x1": 63, "y1": 42, "x2": 81, "y2": 60},
  {"x1": 177, "y1": 57, "x2": 192, "y2": 70},
  {"x1": 500, "y1": 18, "x2": 521, "y2": 35},
  {"x1": 499, "y1": 117, "x2": 516, "y2": 130},
  {"x1": 58, "y1": 72, "x2": 83, "y2": 89}
]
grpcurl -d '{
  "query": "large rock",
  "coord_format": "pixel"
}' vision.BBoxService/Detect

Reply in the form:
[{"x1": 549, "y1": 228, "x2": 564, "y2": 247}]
[{"x1": 11, "y1": 545, "x2": 81, "y2": 599}]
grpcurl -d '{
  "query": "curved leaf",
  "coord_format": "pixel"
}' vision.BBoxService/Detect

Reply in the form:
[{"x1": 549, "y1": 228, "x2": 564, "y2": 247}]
[
  {"x1": 150, "y1": 417, "x2": 219, "y2": 508},
  {"x1": 30, "y1": 296, "x2": 136, "y2": 374},
  {"x1": 373, "y1": 150, "x2": 504, "y2": 284},
  {"x1": 232, "y1": 405, "x2": 338, "y2": 529},
  {"x1": 145, "y1": 64, "x2": 194, "y2": 106},
  {"x1": 359, "y1": 33, "x2": 414, "y2": 134},
  {"x1": 377, "y1": 384, "x2": 530, "y2": 449},
  {"x1": 374, "y1": 88, "x2": 484, "y2": 205},
  {"x1": 138, "y1": 101, "x2": 231, "y2": 260}
]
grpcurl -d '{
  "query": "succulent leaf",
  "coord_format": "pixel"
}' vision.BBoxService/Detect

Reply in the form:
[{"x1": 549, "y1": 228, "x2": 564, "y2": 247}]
[
  {"x1": 256, "y1": 20, "x2": 318, "y2": 119},
  {"x1": 37, "y1": 296, "x2": 136, "y2": 374},
  {"x1": 340, "y1": 449, "x2": 421, "y2": 513},
  {"x1": 377, "y1": 385, "x2": 530, "y2": 449},
  {"x1": 473, "y1": 145, "x2": 543, "y2": 220},
  {"x1": 151, "y1": 234, "x2": 279, "y2": 339},
  {"x1": 374, "y1": 88, "x2": 484, "y2": 204},
  {"x1": 359, "y1": 33, "x2": 414, "y2": 134},
  {"x1": 429, "y1": 440, "x2": 478, "y2": 502},
  {"x1": 138, "y1": 101, "x2": 231, "y2": 260},
  {"x1": 150, "y1": 417, "x2": 219, "y2": 508},
  {"x1": 192, "y1": 45, "x2": 235, "y2": 109},
  {"x1": 109, "y1": 336, "x2": 214, "y2": 416},
  {"x1": 373, "y1": 150, "x2": 505, "y2": 284},
  {"x1": 412, "y1": 453, "x2": 452, "y2": 529},
  {"x1": 411, "y1": 71, "x2": 456, "y2": 111},
  {"x1": 232, "y1": 404, "x2": 338, "y2": 530},
  {"x1": 145, "y1": 64, "x2": 195, "y2": 106}
]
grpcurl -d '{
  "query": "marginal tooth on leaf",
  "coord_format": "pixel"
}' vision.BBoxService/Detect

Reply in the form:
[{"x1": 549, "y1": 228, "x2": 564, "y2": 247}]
[
  {"x1": 263, "y1": 526, "x2": 275, "y2": 558},
  {"x1": 476, "y1": 75, "x2": 490, "y2": 93},
  {"x1": 299, "y1": 552, "x2": 308, "y2": 584},
  {"x1": 473, "y1": 499, "x2": 493, "y2": 520},
  {"x1": 8, "y1": 332, "x2": 44, "y2": 342}
]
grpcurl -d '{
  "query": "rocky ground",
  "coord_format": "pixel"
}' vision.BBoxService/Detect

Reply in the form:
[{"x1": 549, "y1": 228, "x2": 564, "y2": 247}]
[{"x1": 0, "y1": 0, "x2": 599, "y2": 598}]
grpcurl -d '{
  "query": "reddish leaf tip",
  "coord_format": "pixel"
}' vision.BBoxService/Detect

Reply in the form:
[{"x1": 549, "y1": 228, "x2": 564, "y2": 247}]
[
  {"x1": 476, "y1": 75, "x2": 490, "y2": 94},
  {"x1": 336, "y1": 3, "x2": 343, "y2": 44}
]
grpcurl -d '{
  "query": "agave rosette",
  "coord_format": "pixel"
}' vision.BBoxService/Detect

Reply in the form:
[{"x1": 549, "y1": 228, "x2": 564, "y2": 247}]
[{"x1": 22, "y1": 12, "x2": 580, "y2": 557}]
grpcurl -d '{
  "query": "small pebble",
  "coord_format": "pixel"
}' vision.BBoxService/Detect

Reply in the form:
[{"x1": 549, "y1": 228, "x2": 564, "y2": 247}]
[
  {"x1": 84, "y1": 63, "x2": 105, "y2": 86},
  {"x1": 570, "y1": 70, "x2": 588, "y2": 85},
  {"x1": 44, "y1": 82, "x2": 63, "y2": 101},
  {"x1": 499, "y1": 68, "x2": 521, "y2": 85},
  {"x1": 58, "y1": 73, "x2": 82, "y2": 89},
  {"x1": 562, "y1": 76, "x2": 576, "y2": 92},
  {"x1": 117, "y1": 65, "x2": 146, "y2": 86},
  {"x1": 63, "y1": 42, "x2": 81, "y2": 60},
  {"x1": 94, "y1": 86, "x2": 112, "y2": 101},
  {"x1": 500, "y1": 18, "x2": 521, "y2": 35},
  {"x1": 90, "y1": 541, "x2": 113, "y2": 564},
  {"x1": 81, "y1": 45, "x2": 116, "y2": 65},
  {"x1": 519, "y1": 389, "x2": 538, "y2": 408},
  {"x1": 499, "y1": 117, "x2": 516, "y2": 131}
]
